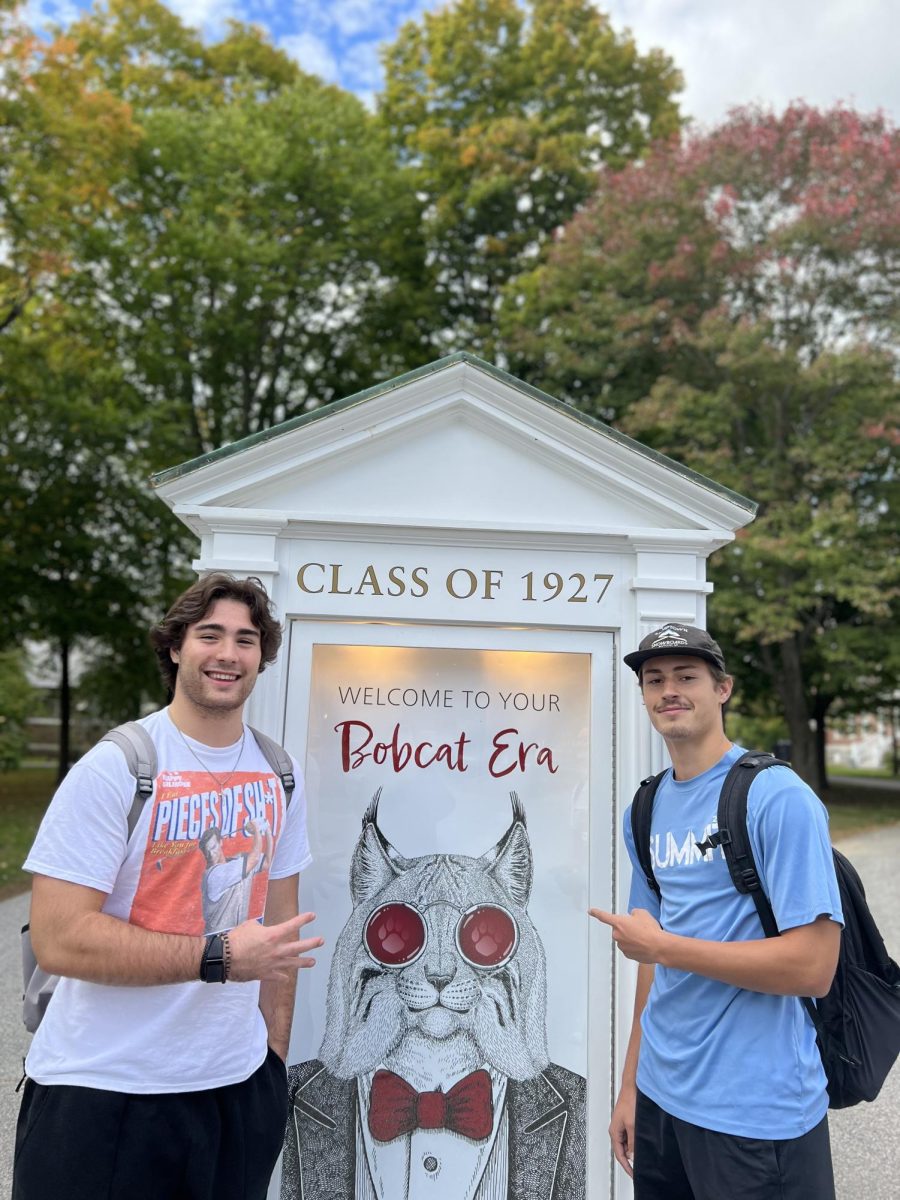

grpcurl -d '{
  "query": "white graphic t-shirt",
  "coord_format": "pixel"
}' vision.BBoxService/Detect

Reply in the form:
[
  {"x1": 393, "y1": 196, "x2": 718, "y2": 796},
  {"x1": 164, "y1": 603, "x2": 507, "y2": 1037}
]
[{"x1": 24, "y1": 709, "x2": 312, "y2": 1093}]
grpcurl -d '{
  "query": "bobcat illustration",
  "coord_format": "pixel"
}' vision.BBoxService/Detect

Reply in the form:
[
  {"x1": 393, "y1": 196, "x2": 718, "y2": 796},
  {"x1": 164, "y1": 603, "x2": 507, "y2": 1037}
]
[{"x1": 282, "y1": 793, "x2": 586, "y2": 1200}]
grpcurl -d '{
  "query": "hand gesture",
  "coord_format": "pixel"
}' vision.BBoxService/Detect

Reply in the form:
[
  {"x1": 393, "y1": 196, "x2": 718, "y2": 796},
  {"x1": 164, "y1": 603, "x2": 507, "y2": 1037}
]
[
  {"x1": 589, "y1": 907, "x2": 663, "y2": 964},
  {"x1": 226, "y1": 911, "x2": 324, "y2": 982}
]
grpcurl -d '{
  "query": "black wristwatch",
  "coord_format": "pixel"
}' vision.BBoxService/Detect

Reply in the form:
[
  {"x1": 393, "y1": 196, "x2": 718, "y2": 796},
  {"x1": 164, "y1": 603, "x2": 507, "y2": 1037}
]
[{"x1": 200, "y1": 933, "x2": 227, "y2": 984}]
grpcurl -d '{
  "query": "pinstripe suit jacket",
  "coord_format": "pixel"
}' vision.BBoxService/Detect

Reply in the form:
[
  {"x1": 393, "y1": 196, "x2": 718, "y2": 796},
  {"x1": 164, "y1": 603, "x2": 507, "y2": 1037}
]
[{"x1": 281, "y1": 1059, "x2": 586, "y2": 1200}]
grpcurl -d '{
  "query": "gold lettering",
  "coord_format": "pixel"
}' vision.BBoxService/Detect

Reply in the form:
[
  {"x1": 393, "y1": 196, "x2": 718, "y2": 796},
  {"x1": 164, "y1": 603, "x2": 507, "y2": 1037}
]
[
  {"x1": 387, "y1": 566, "x2": 406, "y2": 597},
  {"x1": 355, "y1": 564, "x2": 383, "y2": 597},
  {"x1": 446, "y1": 568, "x2": 478, "y2": 599},
  {"x1": 297, "y1": 563, "x2": 325, "y2": 594},
  {"x1": 329, "y1": 564, "x2": 353, "y2": 596},
  {"x1": 482, "y1": 569, "x2": 503, "y2": 599}
]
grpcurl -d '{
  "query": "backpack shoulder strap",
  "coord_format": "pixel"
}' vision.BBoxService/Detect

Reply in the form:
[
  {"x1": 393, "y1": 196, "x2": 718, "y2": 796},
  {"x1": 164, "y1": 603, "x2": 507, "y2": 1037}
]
[
  {"x1": 714, "y1": 751, "x2": 787, "y2": 938},
  {"x1": 100, "y1": 721, "x2": 157, "y2": 840},
  {"x1": 249, "y1": 726, "x2": 296, "y2": 808},
  {"x1": 630, "y1": 771, "x2": 668, "y2": 902},
  {"x1": 714, "y1": 750, "x2": 822, "y2": 1031}
]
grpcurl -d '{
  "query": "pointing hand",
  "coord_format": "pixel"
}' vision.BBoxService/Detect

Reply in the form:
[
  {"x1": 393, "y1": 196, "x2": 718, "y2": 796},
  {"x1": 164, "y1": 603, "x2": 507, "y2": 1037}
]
[{"x1": 589, "y1": 907, "x2": 664, "y2": 965}]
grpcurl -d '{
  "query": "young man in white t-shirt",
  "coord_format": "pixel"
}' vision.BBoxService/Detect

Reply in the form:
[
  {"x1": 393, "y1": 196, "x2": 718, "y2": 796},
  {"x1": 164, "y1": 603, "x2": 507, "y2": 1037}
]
[
  {"x1": 14, "y1": 572, "x2": 323, "y2": 1200},
  {"x1": 590, "y1": 623, "x2": 843, "y2": 1200}
]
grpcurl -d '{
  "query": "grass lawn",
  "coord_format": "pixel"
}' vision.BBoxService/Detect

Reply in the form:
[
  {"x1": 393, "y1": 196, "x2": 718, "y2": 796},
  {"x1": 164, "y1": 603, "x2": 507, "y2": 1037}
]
[
  {"x1": 823, "y1": 779, "x2": 900, "y2": 838},
  {"x1": 0, "y1": 767, "x2": 897, "y2": 900},
  {"x1": 0, "y1": 768, "x2": 55, "y2": 899},
  {"x1": 829, "y1": 765, "x2": 893, "y2": 780}
]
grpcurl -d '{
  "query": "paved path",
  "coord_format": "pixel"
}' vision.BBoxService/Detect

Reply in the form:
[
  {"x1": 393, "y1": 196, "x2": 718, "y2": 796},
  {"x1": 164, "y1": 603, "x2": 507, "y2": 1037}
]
[
  {"x1": 828, "y1": 823, "x2": 900, "y2": 1200},
  {"x1": 0, "y1": 890, "x2": 29, "y2": 1198},
  {"x1": 2, "y1": 826, "x2": 899, "y2": 1198}
]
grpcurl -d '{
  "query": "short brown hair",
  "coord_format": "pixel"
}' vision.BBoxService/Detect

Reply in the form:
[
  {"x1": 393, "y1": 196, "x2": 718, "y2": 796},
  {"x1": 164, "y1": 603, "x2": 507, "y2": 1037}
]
[{"x1": 150, "y1": 573, "x2": 282, "y2": 693}]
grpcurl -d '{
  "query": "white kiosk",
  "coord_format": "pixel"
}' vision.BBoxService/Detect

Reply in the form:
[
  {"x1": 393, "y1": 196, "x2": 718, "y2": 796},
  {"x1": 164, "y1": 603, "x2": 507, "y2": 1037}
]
[{"x1": 154, "y1": 353, "x2": 755, "y2": 1200}]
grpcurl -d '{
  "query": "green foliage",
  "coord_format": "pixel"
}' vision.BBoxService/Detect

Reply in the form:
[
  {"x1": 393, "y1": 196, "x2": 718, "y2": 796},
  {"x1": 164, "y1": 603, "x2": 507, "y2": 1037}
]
[
  {"x1": 380, "y1": 0, "x2": 682, "y2": 353},
  {"x1": 726, "y1": 707, "x2": 789, "y2": 757},
  {"x1": 3, "y1": 0, "x2": 432, "y2": 462},
  {"x1": 106, "y1": 76, "x2": 429, "y2": 454},
  {"x1": 0, "y1": 650, "x2": 34, "y2": 770},
  {"x1": 0, "y1": 0, "x2": 433, "y2": 764},
  {"x1": 0, "y1": 256, "x2": 192, "y2": 775},
  {"x1": 0, "y1": 304, "x2": 185, "y2": 636}
]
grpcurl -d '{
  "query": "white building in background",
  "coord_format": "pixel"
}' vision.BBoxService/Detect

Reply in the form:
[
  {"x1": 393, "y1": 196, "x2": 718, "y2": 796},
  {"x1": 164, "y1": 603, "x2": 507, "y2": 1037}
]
[{"x1": 826, "y1": 709, "x2": 895, "y2": 771}]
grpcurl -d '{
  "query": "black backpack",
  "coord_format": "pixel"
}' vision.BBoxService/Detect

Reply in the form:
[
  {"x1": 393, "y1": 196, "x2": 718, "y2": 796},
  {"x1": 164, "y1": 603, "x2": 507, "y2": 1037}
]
[{"x1": 630, "y1": 750, "x2": 900, "y2": 1109}]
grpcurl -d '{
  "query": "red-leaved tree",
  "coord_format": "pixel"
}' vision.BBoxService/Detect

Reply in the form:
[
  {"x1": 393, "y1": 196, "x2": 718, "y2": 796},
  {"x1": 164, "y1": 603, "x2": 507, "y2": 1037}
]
[{"x1": 502, "y1": 104, "x2": 900, "y2": 788}]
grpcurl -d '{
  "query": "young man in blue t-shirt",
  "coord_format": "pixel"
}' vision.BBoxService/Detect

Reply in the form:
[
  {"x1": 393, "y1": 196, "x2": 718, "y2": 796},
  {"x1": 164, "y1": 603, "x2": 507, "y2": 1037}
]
[{"x1": 590, "y1": 623, "x2": 843, "y2": 1200}]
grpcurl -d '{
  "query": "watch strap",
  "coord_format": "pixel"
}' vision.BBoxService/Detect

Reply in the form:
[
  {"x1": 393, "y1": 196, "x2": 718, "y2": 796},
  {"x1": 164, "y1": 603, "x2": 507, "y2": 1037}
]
[{"x1": 200, "y1": 933, "x2": 227, "y2": 983}]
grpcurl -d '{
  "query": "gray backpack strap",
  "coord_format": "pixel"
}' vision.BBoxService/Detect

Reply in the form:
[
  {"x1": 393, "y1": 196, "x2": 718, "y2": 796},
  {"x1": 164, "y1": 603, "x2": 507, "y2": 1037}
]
[
  {"x1": 101, "y1": 721, "x2": 157, "y2": 839},
  {"x1": 23, "y1": 721, "x2": 157, "y2": 1033},
  {"x1": 248, "y1": 726, "x2": 296, "y2": 807}
]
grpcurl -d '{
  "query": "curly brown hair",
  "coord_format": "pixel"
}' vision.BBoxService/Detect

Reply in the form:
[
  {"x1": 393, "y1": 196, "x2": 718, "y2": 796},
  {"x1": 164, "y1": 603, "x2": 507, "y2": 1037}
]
[{"x1": 150, "y1": 573, "x2": 282, "y2": 694}]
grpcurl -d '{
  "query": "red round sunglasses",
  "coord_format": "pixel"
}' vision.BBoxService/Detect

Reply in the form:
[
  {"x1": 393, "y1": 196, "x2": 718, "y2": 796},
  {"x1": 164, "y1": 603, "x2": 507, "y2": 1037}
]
[{"x1": 363, "y1": 900, "x2": 519, "y2": 970}]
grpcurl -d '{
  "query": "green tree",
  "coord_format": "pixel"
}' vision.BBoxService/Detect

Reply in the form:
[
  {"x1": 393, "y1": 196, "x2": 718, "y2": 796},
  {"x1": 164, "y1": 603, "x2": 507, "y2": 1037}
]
[
  {"x1": 4, "y1": 0, "x2": 431, "y2": 460},
  {"x1": 380, "y1": 0, "x2": 682, "y2": 355},
  {"x1": 100, "y1": 75, "x2": 429, "y2": 455},
  {"x1": 501, "y1": 105, "x2": 900, "y2": 789},
  {"x1": 0, "y1": 4, "x2": 139, "y2": 332},
  {"x1": 1, "y1": 0, "x2": 433, "y2": 769},
  {"x1": 0, "y1": 309, "x2": 184, "y2": 779}
]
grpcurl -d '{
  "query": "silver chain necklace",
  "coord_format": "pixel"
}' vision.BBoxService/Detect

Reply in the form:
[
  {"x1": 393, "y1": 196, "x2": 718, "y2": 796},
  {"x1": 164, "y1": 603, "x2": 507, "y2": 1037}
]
[{"x1": 174, "y1": 723, "x2": 246, "y2": 791}]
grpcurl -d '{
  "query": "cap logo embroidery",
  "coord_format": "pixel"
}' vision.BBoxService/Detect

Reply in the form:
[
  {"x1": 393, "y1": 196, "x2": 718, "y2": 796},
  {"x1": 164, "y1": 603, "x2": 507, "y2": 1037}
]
[{"x1": 650, "y1": 624, "x2": 688, "y2": 648}]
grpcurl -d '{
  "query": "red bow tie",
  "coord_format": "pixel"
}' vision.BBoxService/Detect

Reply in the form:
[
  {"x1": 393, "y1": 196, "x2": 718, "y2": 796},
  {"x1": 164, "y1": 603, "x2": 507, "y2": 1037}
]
[{"x1": 368, "y1": 1068, "x2": 494, "y2": 1143}]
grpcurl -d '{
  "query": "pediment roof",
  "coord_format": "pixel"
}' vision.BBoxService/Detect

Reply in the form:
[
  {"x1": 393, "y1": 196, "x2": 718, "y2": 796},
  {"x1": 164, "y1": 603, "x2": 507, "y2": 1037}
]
[{"x1": 152, "y1": 353, "x2": 755, "y2": 537}]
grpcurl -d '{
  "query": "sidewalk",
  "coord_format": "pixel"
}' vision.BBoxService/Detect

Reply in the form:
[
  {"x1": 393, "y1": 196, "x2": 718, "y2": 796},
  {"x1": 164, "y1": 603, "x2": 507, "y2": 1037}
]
[
  {"x1": 2, "y1": 826, "x2": 899, "y2": 1198},
  {"x1": 828, "y1": 822, "x2": 900, "y2": 1200},
  {"x1": 0, "y1": 890, "x2": 29, "y2": 1194}
]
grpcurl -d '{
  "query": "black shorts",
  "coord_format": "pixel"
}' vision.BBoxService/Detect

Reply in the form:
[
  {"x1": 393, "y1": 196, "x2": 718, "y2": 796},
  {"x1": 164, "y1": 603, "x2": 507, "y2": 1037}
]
[
  {"x1": 13, "y1": 1046, "x2": 289, "y2": 1200},
  {"x1": 634, "y1": 1089, "x2": 836, "y2": 1200}
]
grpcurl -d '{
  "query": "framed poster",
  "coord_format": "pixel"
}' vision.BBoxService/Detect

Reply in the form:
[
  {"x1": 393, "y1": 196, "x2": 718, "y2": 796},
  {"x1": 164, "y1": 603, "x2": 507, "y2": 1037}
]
[{"x1": 281, "y1": 622, "x2": 614, "y2": 1200}]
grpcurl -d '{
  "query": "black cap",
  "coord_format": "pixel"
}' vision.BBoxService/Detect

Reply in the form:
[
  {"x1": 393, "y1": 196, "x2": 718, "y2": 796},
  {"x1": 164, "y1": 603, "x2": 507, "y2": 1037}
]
[{"x1": 623, "y1": 623, "x2": 727, "y2": 675}]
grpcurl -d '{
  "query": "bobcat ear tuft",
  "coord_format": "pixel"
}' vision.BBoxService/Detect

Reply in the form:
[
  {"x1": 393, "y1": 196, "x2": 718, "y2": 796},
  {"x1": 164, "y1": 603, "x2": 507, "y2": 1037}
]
[
  {"x1": 350, "y1": 791, "x2": 411, "y2": 903},
  {"x1": 479, "y1": 793, "x2": 533, "y2": 907},
  {"x1": 361, "y1": 788, "x2": 382, "y2": 830},
  {"x1": 509, "y1": 790, "x2": 527, "y2": 828}
]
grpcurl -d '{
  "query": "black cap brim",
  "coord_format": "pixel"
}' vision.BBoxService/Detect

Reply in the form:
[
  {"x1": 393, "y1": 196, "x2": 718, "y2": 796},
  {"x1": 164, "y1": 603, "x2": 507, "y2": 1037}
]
[{"x1": 623, "y1": 647, "x2": 725, "y2": 674}]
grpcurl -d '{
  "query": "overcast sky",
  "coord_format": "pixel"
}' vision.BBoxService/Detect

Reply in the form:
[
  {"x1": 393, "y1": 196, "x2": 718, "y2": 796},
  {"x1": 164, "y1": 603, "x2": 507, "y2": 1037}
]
[{"x1": 23, "y1": 0, "x2": 900, "y2": 126}]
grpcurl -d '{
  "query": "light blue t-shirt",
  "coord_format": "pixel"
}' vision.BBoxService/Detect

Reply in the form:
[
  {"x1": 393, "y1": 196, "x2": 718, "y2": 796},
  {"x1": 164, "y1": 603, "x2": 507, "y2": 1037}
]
[{"x1": 625, "y1": 744, "x2": 843, "y2": 1138}]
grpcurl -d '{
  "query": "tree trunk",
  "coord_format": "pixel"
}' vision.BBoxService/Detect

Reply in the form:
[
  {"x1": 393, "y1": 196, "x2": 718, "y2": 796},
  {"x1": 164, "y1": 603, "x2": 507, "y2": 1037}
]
[
  {"x1": 772, "y1": 636, "x2": 825, "y2": 791},
  {"x1": 57, "y1": 637, "x2": 71, "y2": 785},
  {"x1": 813, "y1": 693, "x2": 833, "y2": 793},
  {"x1": 782, "y1": 708, "x2": 821, "y2": 790}
]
